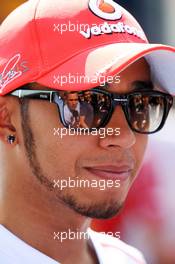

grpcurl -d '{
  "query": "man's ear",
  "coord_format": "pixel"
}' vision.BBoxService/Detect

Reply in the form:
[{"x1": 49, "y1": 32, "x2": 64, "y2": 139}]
[{"x1": 0, "y1": 96, "x2": 17, "y2": 146}]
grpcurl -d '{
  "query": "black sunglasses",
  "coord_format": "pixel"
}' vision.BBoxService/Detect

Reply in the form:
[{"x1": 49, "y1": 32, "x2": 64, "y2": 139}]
[{"x1": 9, "y1": 87, "x2": 173, "y2": 134}]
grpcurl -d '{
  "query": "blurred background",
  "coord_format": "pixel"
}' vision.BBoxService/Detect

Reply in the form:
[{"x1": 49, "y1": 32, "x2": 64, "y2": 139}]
[{"x1": 1, "y1": 1, "x2": 175, "y2": 264}]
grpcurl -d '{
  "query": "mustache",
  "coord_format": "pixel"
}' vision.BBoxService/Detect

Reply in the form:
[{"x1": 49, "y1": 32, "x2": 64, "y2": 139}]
[{"x1": 77, "y1": 150, "x2": 135, "y2": 168}]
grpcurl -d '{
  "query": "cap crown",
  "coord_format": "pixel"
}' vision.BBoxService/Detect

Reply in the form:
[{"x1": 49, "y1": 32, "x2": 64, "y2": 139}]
[{"x1": 0, "y1": 0, "x2": 148, "y2": 94}]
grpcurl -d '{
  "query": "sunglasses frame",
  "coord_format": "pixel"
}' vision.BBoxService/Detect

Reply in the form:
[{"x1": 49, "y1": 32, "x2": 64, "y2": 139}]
[{"x1": 9, "y1": 87, "x2": 173, "y2": 134}]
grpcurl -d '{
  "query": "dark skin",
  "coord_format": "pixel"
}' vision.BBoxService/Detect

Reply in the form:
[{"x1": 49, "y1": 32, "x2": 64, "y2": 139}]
[{"x1": 0, "y1": 58, "x2": 150, "y2": 264}]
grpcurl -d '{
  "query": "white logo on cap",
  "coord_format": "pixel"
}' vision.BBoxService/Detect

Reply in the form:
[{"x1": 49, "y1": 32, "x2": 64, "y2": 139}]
[{"x1": 89, "y1": 0, "x2": 122, "y2": 20}]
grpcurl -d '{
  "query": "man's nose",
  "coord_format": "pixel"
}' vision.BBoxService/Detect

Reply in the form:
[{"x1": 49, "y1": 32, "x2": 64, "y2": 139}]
[{"x1": 99, "y1": 106, "x2": 136, "y2": 149}]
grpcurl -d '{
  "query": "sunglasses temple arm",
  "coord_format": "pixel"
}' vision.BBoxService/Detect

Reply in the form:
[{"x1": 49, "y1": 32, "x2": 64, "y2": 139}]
[{"x1": 10, "y1": 90, "x2": 55, "y2": 102}]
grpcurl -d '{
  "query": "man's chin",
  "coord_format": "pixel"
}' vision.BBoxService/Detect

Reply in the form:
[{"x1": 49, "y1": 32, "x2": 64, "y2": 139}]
[{"x1": 60, "y1": 194, "x2": 124, "y2": 219}]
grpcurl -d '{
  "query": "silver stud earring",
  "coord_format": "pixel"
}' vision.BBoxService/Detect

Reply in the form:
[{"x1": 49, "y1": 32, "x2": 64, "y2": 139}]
[{"x1": 7, "y1": 135, "x2": 16, "y2": 144}]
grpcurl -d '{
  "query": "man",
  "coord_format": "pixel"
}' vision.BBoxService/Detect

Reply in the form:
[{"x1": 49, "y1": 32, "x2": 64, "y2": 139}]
[
  {"x1": 0, "y1": 0, "x2": 174, "y2": 264},
  {"x1": 63, "y1": 92, "x2": 80, "y2": 128},
  {"x1": 62, "y1": 91, "x2": 94, "y2": 128},
  {"x1": 83, "y1": 91, "x2": 91, "y2": 103}
]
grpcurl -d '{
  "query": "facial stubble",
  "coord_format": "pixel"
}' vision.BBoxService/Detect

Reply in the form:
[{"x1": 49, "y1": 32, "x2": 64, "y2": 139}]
[{"x1": 20, "y1": 99, "x2": 123, "y2": 219}]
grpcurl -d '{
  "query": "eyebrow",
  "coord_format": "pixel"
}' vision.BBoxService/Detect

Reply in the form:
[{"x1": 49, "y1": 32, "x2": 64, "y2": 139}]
[
  {"x1": 100, "y1": 80, "x2": 154, "y2": 93},
  {"x1": 131, "y1": 81, "x2": 154, "y2": 92}
]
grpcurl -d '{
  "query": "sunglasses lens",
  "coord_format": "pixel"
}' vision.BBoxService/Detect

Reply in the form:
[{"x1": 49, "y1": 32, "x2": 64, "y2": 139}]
[
  {"x1": 54, "y1": 90, "x2": 170, "y2": 134},
  {"x1": 57, "y1": 91, "x2": 111, "y2": 129},
  {"x1": 128, "y1": 93, "x2": 165, "y2": 133}
]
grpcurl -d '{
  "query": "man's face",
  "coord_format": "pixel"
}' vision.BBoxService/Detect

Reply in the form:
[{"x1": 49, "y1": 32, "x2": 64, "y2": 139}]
[
  {"x1": 19, "y1": 58, "x2": 149, "y2": 219},
  {"x1": 66, "y1": 93, "x2": 79, "y2": 110},
  {"x1": 84, "y1": 91, "x2": 91, "y2": 102}
]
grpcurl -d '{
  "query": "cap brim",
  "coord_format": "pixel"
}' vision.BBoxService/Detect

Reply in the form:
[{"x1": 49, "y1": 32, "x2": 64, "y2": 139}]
[{"x1": 36, "y1": 43, "x2": 175, "y2": 94}]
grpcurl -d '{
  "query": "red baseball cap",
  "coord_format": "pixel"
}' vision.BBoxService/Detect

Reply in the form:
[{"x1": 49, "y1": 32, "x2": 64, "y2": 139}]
[{"x1": 0, "y1": 0, "x2": 174, "y2": 95}]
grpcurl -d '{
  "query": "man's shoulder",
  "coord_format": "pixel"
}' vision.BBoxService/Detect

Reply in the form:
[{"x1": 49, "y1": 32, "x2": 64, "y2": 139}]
[
  {"x1": 88, "y1": 228, "x2": 147, "y2": 264},
  {"x1": 0, "y1": 225, "x2": 59, "y2": 264}
]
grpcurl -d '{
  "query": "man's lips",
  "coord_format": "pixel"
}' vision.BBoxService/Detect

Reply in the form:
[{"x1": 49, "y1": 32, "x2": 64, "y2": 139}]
[{"x1": 85, "y1": 165, "x2": 133, "y2": 182}]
